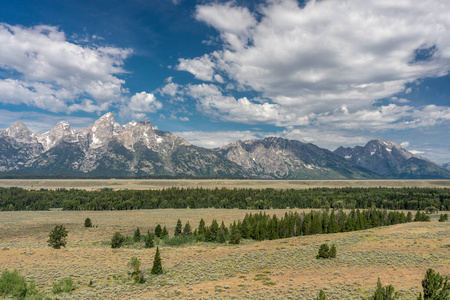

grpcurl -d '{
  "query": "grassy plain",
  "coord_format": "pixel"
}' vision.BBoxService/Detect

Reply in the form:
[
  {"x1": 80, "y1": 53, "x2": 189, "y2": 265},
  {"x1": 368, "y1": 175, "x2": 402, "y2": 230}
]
[
  {"x1": 0, "y1": 209, "x2": 449, "y2": 299},
  {"x1": 0, "y1": 179, "x2": 449, "y2": 190}
]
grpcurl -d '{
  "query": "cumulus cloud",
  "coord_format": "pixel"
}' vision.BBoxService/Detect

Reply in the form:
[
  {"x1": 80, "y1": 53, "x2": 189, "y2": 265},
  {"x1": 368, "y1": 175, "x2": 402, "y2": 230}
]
[
  {"x1": 119, "y1": 92, "x2": 163, "y2": 120},
  {"x1": 177, "y1": 0, "x2": 450, "y2": 130},
  {"x1": 0, "y1": 23, "x2": 132, "y2": 112}
]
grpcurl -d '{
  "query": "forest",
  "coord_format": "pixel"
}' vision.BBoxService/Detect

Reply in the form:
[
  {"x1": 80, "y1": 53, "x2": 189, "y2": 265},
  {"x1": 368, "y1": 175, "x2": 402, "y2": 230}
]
[{"x1": 0, "y1": 186, "x2": 449, "y2": 211}]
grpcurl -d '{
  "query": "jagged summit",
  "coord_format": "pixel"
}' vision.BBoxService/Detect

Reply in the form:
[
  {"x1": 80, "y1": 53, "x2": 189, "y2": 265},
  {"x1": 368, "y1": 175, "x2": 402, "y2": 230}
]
[
  {"x1": 3, "y1": 120, "x2": 38, "y2": 144},
  {"x1": 334, "y1": 139, "x2": 450, "y2": 178}
]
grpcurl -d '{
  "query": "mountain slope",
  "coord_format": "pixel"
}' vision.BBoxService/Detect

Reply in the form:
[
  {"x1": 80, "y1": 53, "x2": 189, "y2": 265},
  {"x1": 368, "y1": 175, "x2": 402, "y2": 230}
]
[
  {"x1": 216, "y1": 137, "x2": 377, "y2": 179},
  {"x1": 334, "y1": 140, "x2": 450, "y2": 179},
  {"x1": 1, "y1": 113, "x2": 246, "y2": 178}
]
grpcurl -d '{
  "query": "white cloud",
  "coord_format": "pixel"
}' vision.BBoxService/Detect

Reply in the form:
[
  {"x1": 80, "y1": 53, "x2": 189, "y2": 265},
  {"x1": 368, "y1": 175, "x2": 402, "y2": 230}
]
[
  {"x1": 120, "y1": 92, "x2": 163, "y2": 120},
  {"x1": 174, "y1": 130, "x2": 263, "y2": 149},
  {"x1": 0, "y1": 23, "x2": 132, "y2": 112},
  {"x1": 178, "y1": 0, "x2": 450, "y2": 129},
  {"x1": 159, "y1": 82, "x2": 181, "y2": 97},
  {"x1": 410, "y1": 150, "x2": 425, "y2": 155},
  {"x1": 400, "y1": 141, "x2": 410, "y2": 148}
]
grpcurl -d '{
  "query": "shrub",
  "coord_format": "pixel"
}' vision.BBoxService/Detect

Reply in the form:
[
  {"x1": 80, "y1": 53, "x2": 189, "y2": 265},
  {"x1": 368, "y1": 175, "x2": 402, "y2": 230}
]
[
  {"x1": 439, "y1": 214, "x2": 449, "y2": 222},
  {"x1": 84, "y1": 217, "x2": 92, "y2": 228},
  {"x1": 329, "y1": 244, "x2": 337, "y2": 258},
  {"x1": 151, "y1": 247, "x2": 163, "y2": 275},
  {"x1": 0, "y1": 269, "x2": 27, "y2": 299},
  {"x1": 416, "y1": 268, "x2": 450, "y2": 299},
  {"x1": 48, "y1": 225, "x2": 68, "y2": 249},
  {"x1": 317, "y1": 244, "x2": 330, "y2": 259},
  {"x1": 52, "y1": 277, "x2": 74, "y2": 294},
  {"x1": 369, "y1": 278, "x2": 399, "y2": 300},
  {"x1": 111, "y1": 232, "x2": 126, "y2": 248}
]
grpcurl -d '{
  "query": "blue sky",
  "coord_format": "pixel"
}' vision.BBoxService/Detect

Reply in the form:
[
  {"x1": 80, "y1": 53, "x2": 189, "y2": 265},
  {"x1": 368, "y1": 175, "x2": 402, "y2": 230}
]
[{"x1": 0, "y1": 0, "x2": 449, "y2": 164}]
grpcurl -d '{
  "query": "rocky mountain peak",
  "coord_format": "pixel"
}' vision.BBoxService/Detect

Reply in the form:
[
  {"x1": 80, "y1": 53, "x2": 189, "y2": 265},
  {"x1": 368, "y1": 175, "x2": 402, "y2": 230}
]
[
  {"x1": 87, "y1": 112, "x2": 123, "y2": 148},
  {"x1": 37, "y1": 121, "x2": 77, "y2": 151},
  {"x1": 3, "y1": 120, "x2": 38, "y2": 144}
]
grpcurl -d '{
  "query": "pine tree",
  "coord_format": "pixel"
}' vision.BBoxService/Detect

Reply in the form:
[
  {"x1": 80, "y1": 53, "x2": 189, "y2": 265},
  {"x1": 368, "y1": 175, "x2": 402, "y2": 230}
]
[
  {"x1": 183, "y1": 222, "x2": 192, "y2": 236},
  {"x1": 370, "y1": 278, "x2": 399, "y2": 300},
  {"x1": 48, "y1": 225, "x2": 68, "y2": 249},
  {"x1": 84, "y1": 218, "x2": 92, "y2": 228},
  {"x1": 161, "y1": 226, "x2": 168, "y2": 237},
  {"x1": 417, "y1": 268, "x2": 450, "y2": 300},
  {"x1": 209, "y1": 219, "x2": 219, "y2": 241},
  {"x1": 151, "y1": 247, "x2": 163, "y2": 275},
  {"x1": 111, "y1": 232, "x2": 125, "y2": 248},
  {"x1": 316, "y1": 290, "x2": 327, "y2": 300},
  {"x1": 144, "y1": 233, "x2": 154, "y2": 248},
  {"x1": 154, "y1": 224, "x2": 162, "y2": 237},
  {"x1": 198, "y1": 219, "x2": 206, "y2": 235},
  {"x1": 317, "y1": 243, "x2": 330, "y2": 259},
  {"x1": 229, "y1": 222, "x2": 241, "y2": 245},
  {"x1": 329, "y1": 244, "x2": 337, "y2": 258},
  {"x1": 133, "y1": 227, "x2": 141, "y2": 243},
  {"x1": 174, "y1": 219, "x2": 182, "y2": 237},
  {"x1": 329, "y1": 210, "x2": 338, "y2": 233}
]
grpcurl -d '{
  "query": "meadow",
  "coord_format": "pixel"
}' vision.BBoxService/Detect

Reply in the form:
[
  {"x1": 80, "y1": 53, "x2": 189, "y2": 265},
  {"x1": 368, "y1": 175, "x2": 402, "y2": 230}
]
[
  {"x1": 0, "y1": 208, "x2": 449, "y2": 299},
  {"x1": 0, "y1": 178, "x2": 449, "y2": 190}
]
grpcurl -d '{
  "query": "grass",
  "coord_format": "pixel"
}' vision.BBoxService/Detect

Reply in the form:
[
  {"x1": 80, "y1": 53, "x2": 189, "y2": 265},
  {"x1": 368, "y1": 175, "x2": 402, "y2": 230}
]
[
  {"x1": 0, "y1": 208, "x2": 449, "y2": 299},
  {"x1": 0, "y1": 179, "x2": 449, "y2": 190}
]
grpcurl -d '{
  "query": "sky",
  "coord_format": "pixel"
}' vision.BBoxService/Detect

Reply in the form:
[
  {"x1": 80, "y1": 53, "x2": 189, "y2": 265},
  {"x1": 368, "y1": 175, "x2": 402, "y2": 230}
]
[{"x1": 0, "y1": 0, "x2": 449, "y2": 164}]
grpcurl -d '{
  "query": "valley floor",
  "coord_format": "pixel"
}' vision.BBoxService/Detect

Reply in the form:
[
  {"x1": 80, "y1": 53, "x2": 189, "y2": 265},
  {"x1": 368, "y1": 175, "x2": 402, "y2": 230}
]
[
  {"x1": 0, "y1": 179, "x2": 450, "y2": 190},
  {"x1": 0, "y1": 209, "x2": 449, "y2": 299}
]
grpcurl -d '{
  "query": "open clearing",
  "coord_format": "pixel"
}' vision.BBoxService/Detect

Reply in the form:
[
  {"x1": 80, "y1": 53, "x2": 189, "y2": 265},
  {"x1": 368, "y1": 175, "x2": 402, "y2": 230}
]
[
  {"x1": 0, "y1": 209, "x2": 449, "y2": 299},
  {"x1": 0, "y1": 179, "x2": 449, "y2": 190}
]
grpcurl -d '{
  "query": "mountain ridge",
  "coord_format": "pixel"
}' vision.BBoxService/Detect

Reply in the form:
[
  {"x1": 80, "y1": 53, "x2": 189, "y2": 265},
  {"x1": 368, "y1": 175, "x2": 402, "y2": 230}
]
[{"x1": 1, "y1": 113, "x2": 449, "y2": 179}]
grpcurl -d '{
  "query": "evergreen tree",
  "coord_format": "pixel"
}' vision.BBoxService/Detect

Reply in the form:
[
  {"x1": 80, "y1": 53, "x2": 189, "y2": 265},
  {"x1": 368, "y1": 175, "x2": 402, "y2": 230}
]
[
  {"x1": 317, "y1": 243, "x2": 330, "y2": 259},
  {"x1": 183, "y1": 222, "x2": 192, "y2": 236},
  {"x1": 369, "y1": 278, "x2": 399, "y2": 300},
  {"x1": 144, "y1": 233, "x2": 154, "y2": 248},
  {"x1": 111, "y1": 232, "x2": 125, "y2": 248},
  {"x1": 151, "y1": 247, "x2": 163, "y2": 275},
  {"x1": 174, "y1": 219, "x2": 182, "y2": 237},
  {"x1": 229, "y1": 222, "x2": 241, "y2": 245},
  {"x1": 406, "y1": 211, "x2": 413, "y2": 222},
  {"x1": 416, "y1": 268, "x2": 450, "y2": 300},
  {"x1": 198, "y1": 219, "x2": 206, "y2": 235},
  {"x1": 48, "y1": 225, "x2": 68, "y2": 249},
  {"x1": 439, "y1": 214, "x2": 448, "y2": 222},
  {"x1": 329, "y1": 210, "x2": 338, "y2": 233},
  {"x1": 329, "y1": 244, "x2": 337, "y2": 258},
  {"x1": 209, "y1": 219, "x2": 219, "y2": 241},
  {"x1": 84, "y1": 218, "x2": 92, "y2": 228},
  {"x1": 133, "y1": 227, "x2": 141, "y2": 243},
  {"x1": 316, "y1": 290, "x2": 327, "y2": 300},
  {"x1": 154, "y1": 224, "x2": 162, "y2": 237},
  {"x1": 161, "y1": 226, "x2": 168, "y2": 237}
]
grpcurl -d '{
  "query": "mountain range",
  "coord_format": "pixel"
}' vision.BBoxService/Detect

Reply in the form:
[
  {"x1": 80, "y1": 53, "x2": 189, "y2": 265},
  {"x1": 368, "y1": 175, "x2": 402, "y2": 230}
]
[{"x1": 1, "y1": 112, "x2": 449, "y2": 179}]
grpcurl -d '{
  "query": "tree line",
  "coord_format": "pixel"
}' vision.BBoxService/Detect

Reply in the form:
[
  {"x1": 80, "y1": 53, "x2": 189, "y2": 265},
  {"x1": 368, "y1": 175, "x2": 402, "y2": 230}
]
[{"x1": 0, "y1": 186, "x2": 449, "y2": 211}]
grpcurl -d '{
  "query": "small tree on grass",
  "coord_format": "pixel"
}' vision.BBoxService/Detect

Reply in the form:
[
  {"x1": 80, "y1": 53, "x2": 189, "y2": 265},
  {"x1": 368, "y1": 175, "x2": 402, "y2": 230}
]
[
  {"x1": 369, "y1": 278, "x2": 399, "y2": 300},
  {"x1": 416, "y1": 268, "x2": 450, "y2": 300},
  {"x1": 111, "y1": 232, "x2": 126, "y2": 248},
  {"x1": 151, "y1": 247, "x2": 163, "y2": 275},
  {"x1": 84, "y1": 218, "x2": 92, "y2": 228},
  {"x1": 183, "y1": 221, "x2": 192, "y2": 236},
  {"x1": 316, "y1": 289, "x2": 327, "y2": 300},
  {"x1": 439, "y1": 214, "x2": 449, "y2": 222},
  {"x1": 0, "y1": 269, "x2": 41, "y2": 299},
  {"x1": 317, "y1": 243, "x2": 330, "y2": 259},
  {"x1": 161, "y1": 226, "x2": 168, "y2": 238},
  {"x1": 229, "y1": 222, "x2": 241, "y2": 245},
  {"x1": 128, "y1": 257, "x2": 145, "y2": 283},
  {"x1": 48, "y1": 225, "x2": 68, "y2": 249},
  {"x1": 329, "y1": 244, "x2": 337, "y2": 258},
  {"x1": 144, "y1": 232, "x2": 154, "y2": 248},
  {"x1": 133, "y1": 227, "x2": 141, "y2": 243},
  {"x1": 174, "y1": 219, "x2": 182, "y2": 237},
  {"x1": 154, "y1": 224, "x2": 162, "y2": 237}
]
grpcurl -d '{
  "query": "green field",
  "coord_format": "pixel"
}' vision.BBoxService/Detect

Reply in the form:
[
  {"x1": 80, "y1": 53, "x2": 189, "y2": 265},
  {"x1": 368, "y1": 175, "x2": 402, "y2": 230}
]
[{"x1": 0, "y1": 179, "x2": 449, "y2": 190}]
